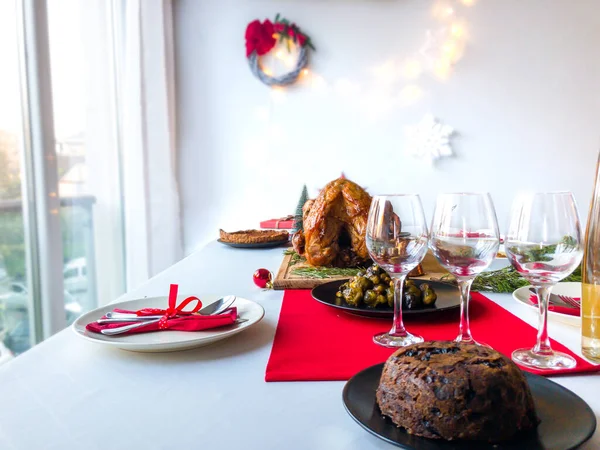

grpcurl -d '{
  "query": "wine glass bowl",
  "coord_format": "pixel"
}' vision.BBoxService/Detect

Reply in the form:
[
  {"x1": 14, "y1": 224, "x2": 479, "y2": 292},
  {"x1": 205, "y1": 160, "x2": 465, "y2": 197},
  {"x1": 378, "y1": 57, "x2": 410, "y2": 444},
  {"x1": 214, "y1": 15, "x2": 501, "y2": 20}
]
[
  {"x1": 429, "y1": 193, "x2": 500, "y2": 345},
  {"x1": 366, "y1": 195, "x2": 429, "y2": 348},
  {"x1": 430, "y1": 232, "x2": 499, "y2": 278},
  {"x1": 505, "y1": 192, "x2": 583, "y2": 370}
]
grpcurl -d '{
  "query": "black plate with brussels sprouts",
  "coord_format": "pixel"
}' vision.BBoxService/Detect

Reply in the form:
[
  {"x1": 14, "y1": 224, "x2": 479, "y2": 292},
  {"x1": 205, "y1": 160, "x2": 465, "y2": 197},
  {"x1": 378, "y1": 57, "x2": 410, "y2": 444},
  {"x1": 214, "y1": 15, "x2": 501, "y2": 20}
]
[{"x1": 311, "y1": 264, "x2": 461, "y2": 318}]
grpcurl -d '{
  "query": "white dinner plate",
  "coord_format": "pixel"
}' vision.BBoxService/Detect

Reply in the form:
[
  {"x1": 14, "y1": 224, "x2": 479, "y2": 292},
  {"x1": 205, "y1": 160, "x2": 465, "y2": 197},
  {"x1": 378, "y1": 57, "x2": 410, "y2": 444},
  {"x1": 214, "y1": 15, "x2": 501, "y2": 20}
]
[
  {"x1": 512, "y1": 282, "x2": 581, "y2": 328},
  {"x1": 72, "y1": 294, "x2": 265, "y2": 352}
]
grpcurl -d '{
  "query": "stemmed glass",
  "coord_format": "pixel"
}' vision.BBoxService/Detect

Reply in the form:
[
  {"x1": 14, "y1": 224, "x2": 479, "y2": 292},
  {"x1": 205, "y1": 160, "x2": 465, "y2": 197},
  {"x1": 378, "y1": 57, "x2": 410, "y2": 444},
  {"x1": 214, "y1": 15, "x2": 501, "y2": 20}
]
[
  {"x1": 366, "y1": 195, "x2": 429, "y2": 348},
  {"x1": 429, "y1": 193, "x2": 500, "y2": 345},
  {"x1": 505, "y1": 192, "x2": 583, "y2": 370}
]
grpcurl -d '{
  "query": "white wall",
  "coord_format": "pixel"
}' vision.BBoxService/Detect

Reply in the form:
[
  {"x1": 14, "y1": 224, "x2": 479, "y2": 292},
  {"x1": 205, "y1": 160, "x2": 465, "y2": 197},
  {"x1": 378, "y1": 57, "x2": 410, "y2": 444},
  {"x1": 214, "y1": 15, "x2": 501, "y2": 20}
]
[{"x1": 175, "y1": 0, "x2": 600, "y2": 255}]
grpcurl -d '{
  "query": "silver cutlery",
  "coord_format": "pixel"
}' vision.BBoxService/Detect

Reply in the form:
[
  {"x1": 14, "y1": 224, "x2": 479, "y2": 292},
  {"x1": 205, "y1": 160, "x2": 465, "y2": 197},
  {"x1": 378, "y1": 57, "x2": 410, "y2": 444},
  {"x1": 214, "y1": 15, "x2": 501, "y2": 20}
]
[
  {"x1": 97, "y1": 316, "x2": 163, "y2": 324},
  {"x1": 99, "y1": 295, "x2": 240, "y2": 335},
  {"x1": 528, "y1": 288, "x2": 578, "y2": 308},
  {"x1": 104, "y1": 295, "x2": 237, "y2": 321},
  {"x1": 100, "y1": 317, "x2": 248, "y2": 336},
  {"x1": 557, "y1": 294, "x2": 580, "y2": 308},
  {"x1": 101, "y1": 318, "x2": 162, "y2": 335}
]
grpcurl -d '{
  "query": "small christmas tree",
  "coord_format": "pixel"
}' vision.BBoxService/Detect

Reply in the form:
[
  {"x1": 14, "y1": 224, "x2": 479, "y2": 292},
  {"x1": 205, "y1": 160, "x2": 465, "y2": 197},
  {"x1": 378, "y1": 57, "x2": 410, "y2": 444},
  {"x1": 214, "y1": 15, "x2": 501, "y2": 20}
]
[{"x1": 293, "y1": 184, "x2": 309, "y2": 233}]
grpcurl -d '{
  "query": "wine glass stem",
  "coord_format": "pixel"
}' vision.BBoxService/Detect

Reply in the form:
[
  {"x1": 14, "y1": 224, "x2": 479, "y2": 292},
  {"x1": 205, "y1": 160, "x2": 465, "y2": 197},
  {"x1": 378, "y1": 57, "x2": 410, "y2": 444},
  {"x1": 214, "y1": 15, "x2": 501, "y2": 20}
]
[
  {"x1": 457, "y1": 277, "x2": 474, "y2": 343},
  {"x1": 389, "y1": 274, "x2": 408, "y2": 337},
  {"x1": 532, "y1": 285, "x2": 553, "y2": 356}
]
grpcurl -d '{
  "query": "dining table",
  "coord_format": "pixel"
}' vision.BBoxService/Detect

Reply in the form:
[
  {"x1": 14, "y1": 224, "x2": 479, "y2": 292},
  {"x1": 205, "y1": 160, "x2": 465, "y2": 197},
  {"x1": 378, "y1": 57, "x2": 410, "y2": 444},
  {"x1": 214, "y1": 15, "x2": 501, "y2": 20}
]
[{"x1": 0, "y1": 240, "x2": 598, "y2": 450}]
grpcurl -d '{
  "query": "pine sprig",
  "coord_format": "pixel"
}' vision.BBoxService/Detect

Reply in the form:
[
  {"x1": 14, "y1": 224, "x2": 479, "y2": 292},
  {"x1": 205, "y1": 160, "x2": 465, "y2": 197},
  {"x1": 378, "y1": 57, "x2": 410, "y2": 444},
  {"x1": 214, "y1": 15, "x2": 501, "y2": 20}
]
[
  {"x1": 291, "y1": 267, "x2": 362, "y2": 279},
  {"x1": 440, "y1": 265, "x2": 583, "y2": 293},
  {"x1": 293, "y1": 184, "x2": 308, "y2": 233},
  {"x1": 284, "y1": 248, "x2": 305, "y2": 266}
]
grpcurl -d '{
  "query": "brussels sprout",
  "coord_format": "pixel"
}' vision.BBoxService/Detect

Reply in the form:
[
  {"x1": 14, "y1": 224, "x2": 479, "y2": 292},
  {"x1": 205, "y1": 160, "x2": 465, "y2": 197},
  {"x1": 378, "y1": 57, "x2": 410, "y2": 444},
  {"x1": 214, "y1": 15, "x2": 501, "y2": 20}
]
[
  {"x1": 419, "y1": 283, "x2": 430, "y2": 293},
  {"x1": 403, "y1": 292, "x2": 423, "y2": 310},
  {"x1": 363, "y1": 289, "x2": 378, "y2": 307},
  {"x1": 423, "y1": 289, "x2": 438, "y2": 306},
  {"x1": 407, "y1": 285, "x2": 422, "y2": 299},
  {"x1": 369, "y1": 275, "x2": 380, "y2": 285},
  {"x1": 335, "y1": 291, "x2": 343, "y2": 298},
  {"x1": 405, "y1": 279, "x2": 416, "y2": 287},
  {"x1": 347, "y1": 290, "x2": 363, "y2": 307},
  {"x1": 376, "y1": 294, "x2": 387, "y2": 306},
  {"x1": 373, "y1": 284, "x2": 385, "y2": 295},
  {"x1": 358, "y1": 277, "x2": 373, "y2": 290},
  {"x1": 342, "y1": 287, "x2": 354, "y2": 301}
]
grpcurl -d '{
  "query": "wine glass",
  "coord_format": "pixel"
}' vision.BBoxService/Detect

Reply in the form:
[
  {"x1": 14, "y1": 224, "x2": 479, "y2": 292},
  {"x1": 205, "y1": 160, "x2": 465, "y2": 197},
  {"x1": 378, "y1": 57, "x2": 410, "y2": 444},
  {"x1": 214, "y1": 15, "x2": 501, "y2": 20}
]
[
  {"x1": 505, "y1": 192, "x2": 583, "y2": 370},
  {"x1": 366, "y1": 195, "x2": 429, "y2": 347},
  {"x1": 429, "y1": 193, "x2": 500, "y2": 345}
]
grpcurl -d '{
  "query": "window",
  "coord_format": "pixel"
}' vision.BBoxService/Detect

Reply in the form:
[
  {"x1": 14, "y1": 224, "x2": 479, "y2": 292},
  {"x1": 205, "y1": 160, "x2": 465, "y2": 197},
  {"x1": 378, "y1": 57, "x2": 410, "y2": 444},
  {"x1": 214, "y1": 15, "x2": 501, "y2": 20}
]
[{"x1": 0, "y1": 0, "x2": 126, "y2": 358}]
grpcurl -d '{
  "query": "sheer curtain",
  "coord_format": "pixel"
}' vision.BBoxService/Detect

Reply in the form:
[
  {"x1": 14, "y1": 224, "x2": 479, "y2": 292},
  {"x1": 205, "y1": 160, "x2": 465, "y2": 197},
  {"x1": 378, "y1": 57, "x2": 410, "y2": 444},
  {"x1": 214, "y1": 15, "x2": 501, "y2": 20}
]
[{"x1": 119, "y1": 0, "x2": 182, "y2": 289}]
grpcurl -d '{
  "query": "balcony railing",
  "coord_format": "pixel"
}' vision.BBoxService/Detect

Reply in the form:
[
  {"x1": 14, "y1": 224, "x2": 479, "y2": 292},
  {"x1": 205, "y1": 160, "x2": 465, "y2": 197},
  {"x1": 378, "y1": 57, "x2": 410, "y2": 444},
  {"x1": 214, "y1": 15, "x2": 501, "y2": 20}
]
[{"x1": 0, "y1": 195, "x2": 97, "y2": 356}]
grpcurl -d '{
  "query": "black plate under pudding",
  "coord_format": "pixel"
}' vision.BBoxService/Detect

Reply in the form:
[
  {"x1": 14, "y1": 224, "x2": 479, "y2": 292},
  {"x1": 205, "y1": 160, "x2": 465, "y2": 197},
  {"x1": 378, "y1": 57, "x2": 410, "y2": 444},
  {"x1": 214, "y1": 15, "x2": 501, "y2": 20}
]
[
  {"x1": 311, "y1": 279, "x2": 460, "y2": 318},
  {"x1": 217, "y1": 239, "x2": 288, "y2": 249},
  {"x1": 342, "y1": 363, "x2": 596, "y2": 450}
]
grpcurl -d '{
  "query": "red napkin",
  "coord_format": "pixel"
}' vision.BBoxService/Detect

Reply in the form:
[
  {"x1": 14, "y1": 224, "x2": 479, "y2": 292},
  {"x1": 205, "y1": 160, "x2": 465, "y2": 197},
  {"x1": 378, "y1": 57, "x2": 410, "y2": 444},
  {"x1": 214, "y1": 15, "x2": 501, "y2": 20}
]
[
  {"x1": 528, "y1": 295, "x2": 580, "y2": 317},
  {"x1": 86, "y1": 307, "x2": 237, "y2": 335},
  {"x1": 265, "y1": 290, "x2": 599, "y2": 382}
]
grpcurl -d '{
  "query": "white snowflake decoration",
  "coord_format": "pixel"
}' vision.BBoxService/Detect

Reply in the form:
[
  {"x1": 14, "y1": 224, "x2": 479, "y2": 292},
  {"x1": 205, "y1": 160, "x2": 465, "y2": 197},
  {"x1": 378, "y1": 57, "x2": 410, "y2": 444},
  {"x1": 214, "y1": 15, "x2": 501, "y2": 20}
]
[{"x1": 404, "y1": 114, "x2": 454, "y2": 165}]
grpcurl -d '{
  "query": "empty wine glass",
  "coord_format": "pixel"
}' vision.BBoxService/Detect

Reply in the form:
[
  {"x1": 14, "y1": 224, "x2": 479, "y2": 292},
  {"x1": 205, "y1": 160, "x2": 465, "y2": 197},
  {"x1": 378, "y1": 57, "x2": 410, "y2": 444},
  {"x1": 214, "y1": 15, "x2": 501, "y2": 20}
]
[
  {"x1": 430, "y1": 193, "x2": 500, "y2": 345},
  {"x1": 366, "y1": 195, "x2": 429, "y2": 347},
  {"x1": 505, "y1": 192, "x2": 583, "y2": 370}
]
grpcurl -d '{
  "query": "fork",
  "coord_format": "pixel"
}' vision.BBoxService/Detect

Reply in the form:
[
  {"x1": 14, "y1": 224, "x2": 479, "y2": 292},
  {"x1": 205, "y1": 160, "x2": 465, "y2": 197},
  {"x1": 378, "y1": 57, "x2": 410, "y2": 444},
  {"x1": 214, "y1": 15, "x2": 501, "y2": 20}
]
[
  {"x1": 557, "y1": 294, "x2": 580, "y2": 308},
  {"x1": 528, "y1": 288, "x2": 578, "y2": 308}
]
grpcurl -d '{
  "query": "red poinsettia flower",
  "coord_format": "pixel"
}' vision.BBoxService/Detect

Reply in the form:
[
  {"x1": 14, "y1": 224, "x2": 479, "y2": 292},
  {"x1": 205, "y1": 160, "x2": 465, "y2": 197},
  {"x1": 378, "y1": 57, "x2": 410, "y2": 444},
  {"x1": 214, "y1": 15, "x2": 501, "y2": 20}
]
[
  {"x1": 296, "y1": 32, "x2": 307, "y2": 47},
  {"x1": 245, "y1": 19, "x2": 276, "y2": 57}
]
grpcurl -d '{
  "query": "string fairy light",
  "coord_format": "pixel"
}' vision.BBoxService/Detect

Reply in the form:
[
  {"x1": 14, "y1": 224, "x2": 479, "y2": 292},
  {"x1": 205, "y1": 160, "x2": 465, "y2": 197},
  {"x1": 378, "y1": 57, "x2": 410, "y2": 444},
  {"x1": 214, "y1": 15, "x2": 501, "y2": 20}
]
[
  {"x1": 269, "y1": 87, "x2": 286, "y2": 103},
  {"x1": 402, "y1": 59, "x2": 422, "y2": 79}
]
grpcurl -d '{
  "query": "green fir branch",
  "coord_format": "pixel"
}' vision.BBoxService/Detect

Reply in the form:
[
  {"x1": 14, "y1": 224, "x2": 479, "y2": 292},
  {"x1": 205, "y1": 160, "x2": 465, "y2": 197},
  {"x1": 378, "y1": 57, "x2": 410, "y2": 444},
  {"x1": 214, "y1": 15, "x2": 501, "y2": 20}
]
[
  {"x1": 291, "y1": 267, "x2": 362, "y2": 279},
  {"x1": 284, "y1": 249, "x2": 305, "y2": 266},
  {"x1": 440, "y1": 265, "x2": 583, "y2": 293}
]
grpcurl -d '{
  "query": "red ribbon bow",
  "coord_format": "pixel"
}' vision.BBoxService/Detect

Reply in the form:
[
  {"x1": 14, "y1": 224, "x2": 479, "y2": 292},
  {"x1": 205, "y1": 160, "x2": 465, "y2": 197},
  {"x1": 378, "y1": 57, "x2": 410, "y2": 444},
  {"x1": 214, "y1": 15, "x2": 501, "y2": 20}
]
[{"x1": 135, "y1": 284, "x2": 202, "y2": 329}]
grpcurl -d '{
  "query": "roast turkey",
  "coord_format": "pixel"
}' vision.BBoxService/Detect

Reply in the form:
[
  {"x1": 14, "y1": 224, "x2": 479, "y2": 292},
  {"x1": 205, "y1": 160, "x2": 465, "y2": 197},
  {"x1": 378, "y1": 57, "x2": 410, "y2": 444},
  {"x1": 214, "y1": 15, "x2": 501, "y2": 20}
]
[{"x1": 292, "y1": 178, "x2": 372, "y2": 267}]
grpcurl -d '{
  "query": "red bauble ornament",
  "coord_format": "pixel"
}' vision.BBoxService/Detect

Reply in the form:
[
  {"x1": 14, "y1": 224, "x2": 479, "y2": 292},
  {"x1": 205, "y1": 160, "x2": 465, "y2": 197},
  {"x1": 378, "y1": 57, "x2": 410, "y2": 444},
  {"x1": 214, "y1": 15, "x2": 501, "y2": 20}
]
[{"x1": 253, "y1": 268, "x2": 273, "y2": 289}]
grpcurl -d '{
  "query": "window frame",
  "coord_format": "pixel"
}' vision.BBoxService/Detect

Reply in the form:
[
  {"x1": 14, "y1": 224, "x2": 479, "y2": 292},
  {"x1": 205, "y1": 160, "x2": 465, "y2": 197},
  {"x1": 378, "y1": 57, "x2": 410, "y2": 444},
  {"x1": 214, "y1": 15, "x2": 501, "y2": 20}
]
[{"x1": 16, "y1": 0, "x2": 67, "y2": 342}]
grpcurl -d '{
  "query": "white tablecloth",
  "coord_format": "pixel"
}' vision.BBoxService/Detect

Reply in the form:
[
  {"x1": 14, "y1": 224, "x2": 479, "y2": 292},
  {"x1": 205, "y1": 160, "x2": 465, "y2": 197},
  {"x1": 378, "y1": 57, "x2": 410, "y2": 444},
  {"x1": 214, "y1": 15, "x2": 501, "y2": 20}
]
[{"x1": 0, "y1": 241, "x2": 598, "y2": 449}]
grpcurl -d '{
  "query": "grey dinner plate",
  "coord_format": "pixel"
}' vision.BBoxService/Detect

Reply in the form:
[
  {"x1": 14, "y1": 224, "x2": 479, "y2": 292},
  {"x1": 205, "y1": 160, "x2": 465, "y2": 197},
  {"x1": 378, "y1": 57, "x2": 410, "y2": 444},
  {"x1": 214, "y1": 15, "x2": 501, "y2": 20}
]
[
  {"x1": 343, "y1": 363, "x2": 596, "y2": 450},
  {"x1": 217, "y1": 239, "x2": 288, "y2": 249}
]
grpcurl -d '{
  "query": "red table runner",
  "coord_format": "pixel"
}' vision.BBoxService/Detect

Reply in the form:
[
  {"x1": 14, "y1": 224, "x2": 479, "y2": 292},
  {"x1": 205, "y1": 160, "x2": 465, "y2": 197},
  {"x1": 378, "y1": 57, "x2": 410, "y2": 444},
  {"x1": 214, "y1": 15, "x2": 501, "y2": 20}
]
[{"x1": 265, "y1": 290, "x2": 600, "y2": 382}]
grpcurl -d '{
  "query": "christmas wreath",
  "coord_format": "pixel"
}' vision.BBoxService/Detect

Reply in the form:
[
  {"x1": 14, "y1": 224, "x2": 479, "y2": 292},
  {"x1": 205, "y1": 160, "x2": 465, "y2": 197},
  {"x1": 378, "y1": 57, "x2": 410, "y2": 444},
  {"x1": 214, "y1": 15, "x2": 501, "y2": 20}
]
[{"x1": 245, "y1": 14, "x2": 315, "y2": 87}]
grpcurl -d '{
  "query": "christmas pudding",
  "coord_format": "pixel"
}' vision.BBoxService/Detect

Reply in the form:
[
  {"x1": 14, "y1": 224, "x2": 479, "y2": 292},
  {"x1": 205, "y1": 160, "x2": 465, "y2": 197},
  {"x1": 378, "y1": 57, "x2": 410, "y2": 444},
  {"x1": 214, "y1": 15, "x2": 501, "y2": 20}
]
[
  {"x1": 376, "y1": 341, "x2": 539, "y2": 442},
  {"x1": 292, "y1": 178, "x2": 372, "y2": 267}
]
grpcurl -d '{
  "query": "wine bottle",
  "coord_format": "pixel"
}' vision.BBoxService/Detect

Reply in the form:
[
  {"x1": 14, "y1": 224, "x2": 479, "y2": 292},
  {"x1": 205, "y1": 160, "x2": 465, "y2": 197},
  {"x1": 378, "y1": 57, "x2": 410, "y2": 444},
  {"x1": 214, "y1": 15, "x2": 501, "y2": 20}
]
[{"x1": 582, "y1": 152, "x2": 600, "y2": 362}]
